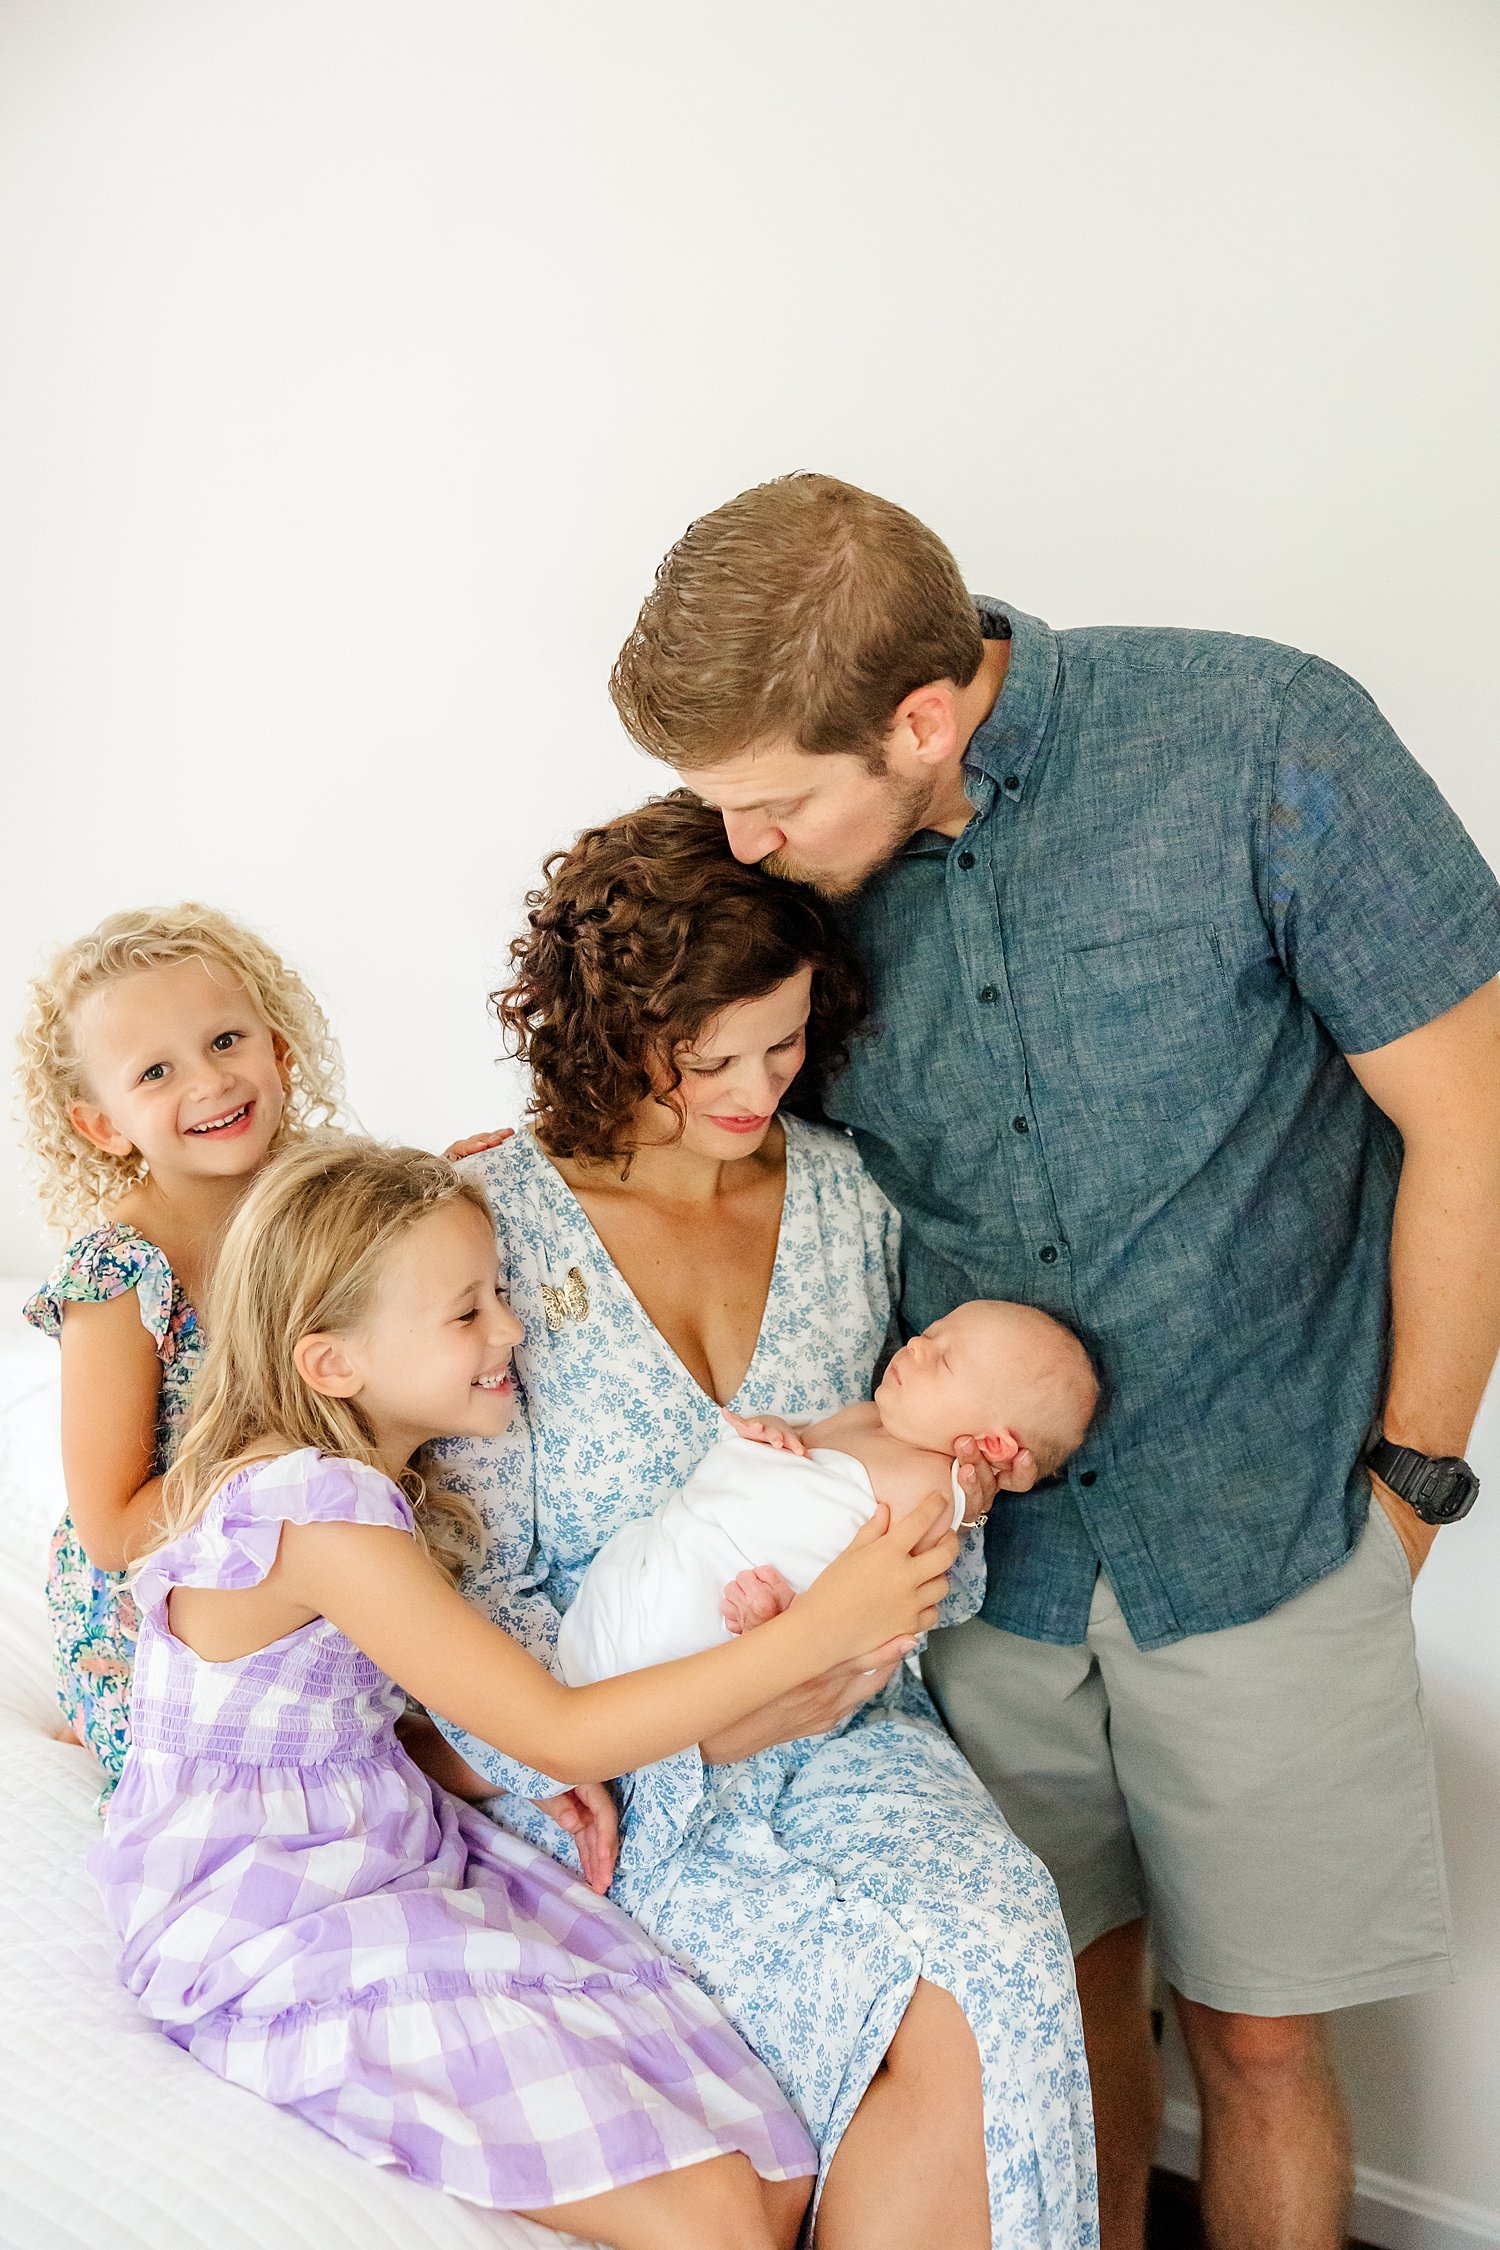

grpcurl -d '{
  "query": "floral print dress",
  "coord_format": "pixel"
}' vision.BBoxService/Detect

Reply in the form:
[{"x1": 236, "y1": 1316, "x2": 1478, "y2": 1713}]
[
  {"x1": 432, "y1": 1120, "x2": 1098, "y2": 2248},
  {"x1": 25, "y1": 1223, "x2": 204, "y2": 1794}
]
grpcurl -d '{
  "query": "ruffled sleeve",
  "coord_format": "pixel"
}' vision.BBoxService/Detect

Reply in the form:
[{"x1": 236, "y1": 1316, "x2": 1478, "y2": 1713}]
[
  {"x1": 25, "y1": 1224, "x2": 182, "y2": 1360},
  {"x1": 132, "y1": 1449, "x2": 412, "y2": 1627}
]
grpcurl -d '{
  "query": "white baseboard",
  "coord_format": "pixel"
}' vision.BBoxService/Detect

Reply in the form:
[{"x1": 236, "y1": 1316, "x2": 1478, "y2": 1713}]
[{"x1": 1157, "y1": 2098, "x2": 1500, "y2": 2250}]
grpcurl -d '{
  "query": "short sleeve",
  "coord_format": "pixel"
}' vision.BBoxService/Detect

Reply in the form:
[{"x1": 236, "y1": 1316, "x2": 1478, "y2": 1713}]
[
  {"x1": 132, "y1": 1449, "x2": 412, "y2": 1624},
  {"x1": 1264, "y1": 657, "x2": 1500, "y2": 1053},
  {"x1": 25, "y1": 1224, "x2": 179, "y2": 1355}
]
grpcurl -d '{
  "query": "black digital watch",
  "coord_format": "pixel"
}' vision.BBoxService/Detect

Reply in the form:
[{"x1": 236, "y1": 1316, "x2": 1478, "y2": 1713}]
[{"x1": 1364, "y1": 1433, "x2": 1480, "y2": 1526}]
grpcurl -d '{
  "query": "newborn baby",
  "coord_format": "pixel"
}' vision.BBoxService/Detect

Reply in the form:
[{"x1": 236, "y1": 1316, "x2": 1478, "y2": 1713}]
[{"x1": 556, "y1": 1299, "x2": 1098, "y2": 1687}]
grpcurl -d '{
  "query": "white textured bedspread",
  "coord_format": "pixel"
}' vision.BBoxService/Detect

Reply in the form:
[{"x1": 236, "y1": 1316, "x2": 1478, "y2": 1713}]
[{"x1": 0, "y1": 1284, "x2": 588, "y2": 2250}]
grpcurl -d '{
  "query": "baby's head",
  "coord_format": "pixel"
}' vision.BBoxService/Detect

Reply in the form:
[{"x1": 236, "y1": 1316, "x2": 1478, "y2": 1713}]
[
  {"x1": 873, "y1": 1300, "x2": 1098, "y2": 1488},
  {"x1": 17, "y1": 902, "x2": 341, "y2": 1228}
]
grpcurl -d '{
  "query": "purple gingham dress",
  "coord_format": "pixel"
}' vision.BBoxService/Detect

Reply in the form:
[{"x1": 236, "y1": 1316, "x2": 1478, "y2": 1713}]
[{"x1": 90, "y1": 1448, "x2": 817, "y2": 2213}]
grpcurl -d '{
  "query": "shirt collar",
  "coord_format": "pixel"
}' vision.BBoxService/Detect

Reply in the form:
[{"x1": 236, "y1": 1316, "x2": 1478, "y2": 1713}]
[{"x1": 961, "y1": 597, "x2": 1060, "y2": 796}]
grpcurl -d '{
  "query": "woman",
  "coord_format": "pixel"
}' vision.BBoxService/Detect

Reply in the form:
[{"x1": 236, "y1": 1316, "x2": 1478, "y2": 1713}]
[{"x1": 435, "y1": 796, "x2": 1096, "y2": 2250}]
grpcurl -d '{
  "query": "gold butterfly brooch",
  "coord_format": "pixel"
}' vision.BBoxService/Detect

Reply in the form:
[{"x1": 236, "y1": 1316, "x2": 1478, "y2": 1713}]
[{"x1": 541, "y1": 1265, "x2": 590, "y2": 1332}]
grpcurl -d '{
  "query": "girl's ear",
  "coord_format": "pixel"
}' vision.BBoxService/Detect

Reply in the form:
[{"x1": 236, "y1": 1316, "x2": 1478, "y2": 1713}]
[
  {"x1": 294, "y1": 1332, "x2": 362, "y2": 1399},
  {"x1": 270, "y1": 1030, "x2": 293, "y2": 1092},
  {"x1": 68, "y1": 1099, "x2": 136, "y2": 1159}
]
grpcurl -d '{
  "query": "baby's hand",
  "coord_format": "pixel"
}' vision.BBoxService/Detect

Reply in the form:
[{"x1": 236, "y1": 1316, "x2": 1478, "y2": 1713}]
[
  {"x1": 724, "y1": 1410, "x2": 810, "y2": 1457},
  {"x1": 721, "y1": 1564, "x2": 797, "y2": 1635}
]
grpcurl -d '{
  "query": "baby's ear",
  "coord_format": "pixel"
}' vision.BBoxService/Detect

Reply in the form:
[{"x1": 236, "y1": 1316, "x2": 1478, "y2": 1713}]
[{"x1": 974, "y1": 1429, "x2": 1040, "y2": 1492}]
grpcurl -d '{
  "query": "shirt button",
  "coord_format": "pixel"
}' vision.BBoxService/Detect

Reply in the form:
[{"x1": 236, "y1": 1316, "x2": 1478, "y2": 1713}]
[
  {"x1": 1012, "y1": 1116, "x2": 1029, "y2": 1134},
  {"x1": 1039, "y1": 1244, "x2": 1058, "y2": 1264},
  {"x1": 1078, "y1": 1469, "x2": 1098, "y2": 1488},
  {"x1": 978, "y1": 984, "x2": 998, "y2": 1004},
  {"x1": 1003, "y1": 775, "x2": 1022, "y2": 797},
  {"x1": 957, "y1": 849, "x2": 976, "y2": 870}
]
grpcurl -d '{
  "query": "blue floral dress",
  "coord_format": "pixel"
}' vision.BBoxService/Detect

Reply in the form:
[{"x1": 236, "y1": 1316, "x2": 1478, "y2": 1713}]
[
  {"x1": 25, "y1": 1223, "x2": 204, "y2": 1792},
  {"x1": 432, "y1": 1120, "x2": 1097, "y2": 2247}
]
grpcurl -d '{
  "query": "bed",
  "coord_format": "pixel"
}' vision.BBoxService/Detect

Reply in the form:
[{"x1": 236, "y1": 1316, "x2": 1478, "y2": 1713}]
[{"x1": 0, "y1": 1284, "x2": 591, "y2": 2250}]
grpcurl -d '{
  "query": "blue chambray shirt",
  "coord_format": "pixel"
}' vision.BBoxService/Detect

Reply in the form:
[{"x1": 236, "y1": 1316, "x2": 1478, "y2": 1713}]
[{"x1": 825, "y1": 599, "x2": 1500, "y2": 1650}]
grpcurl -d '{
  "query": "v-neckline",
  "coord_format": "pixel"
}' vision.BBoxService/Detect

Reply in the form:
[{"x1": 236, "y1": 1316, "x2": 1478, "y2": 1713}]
[{"x1": 524, "y1": 1122, "x2": 800, "y2": 1412}]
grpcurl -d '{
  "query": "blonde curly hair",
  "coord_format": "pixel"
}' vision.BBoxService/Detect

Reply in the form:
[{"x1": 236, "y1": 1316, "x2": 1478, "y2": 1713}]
[{"x1": 17, "y1": 903, "x2": 343, "y2": 1231}]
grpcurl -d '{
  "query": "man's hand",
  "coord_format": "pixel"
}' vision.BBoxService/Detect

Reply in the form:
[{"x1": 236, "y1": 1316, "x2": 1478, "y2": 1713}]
[
  {"x1": 721, "y1": 1564, "x2": 796, "y2": 1634},
  {"x1": 1369, "y1": 1476, "x2": 1439, "y2": 1582},
  {"x1": 535, "y1": 1783, "x2": 619, "y2": 1894},
  {"x1": 724, "y1": 1410, "x2": 810, "y2": 1456},
  {"x1": 444, "y1": 1127, "x2": 515, "y2": 1163}
]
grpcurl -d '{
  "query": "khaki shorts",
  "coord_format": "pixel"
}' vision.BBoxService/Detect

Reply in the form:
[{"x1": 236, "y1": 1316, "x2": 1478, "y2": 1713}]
[{"x1": 922, "y1": 1504, "x2": 1456, "y2": 2016}]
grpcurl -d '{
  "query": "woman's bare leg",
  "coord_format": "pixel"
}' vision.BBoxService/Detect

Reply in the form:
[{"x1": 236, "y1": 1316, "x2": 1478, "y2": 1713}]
[
  {"x1": 816, "y1": 1978, "x2": 988, "y2": 2250},
  {"x1": 519, "y1": 2151, "x2": 811, "y2": 2250}
]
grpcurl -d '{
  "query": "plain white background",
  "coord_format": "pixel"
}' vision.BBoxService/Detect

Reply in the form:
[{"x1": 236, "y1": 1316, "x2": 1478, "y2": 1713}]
[{"x1": 1, "y1": 1, "x2": 1496, "y2": 2231}]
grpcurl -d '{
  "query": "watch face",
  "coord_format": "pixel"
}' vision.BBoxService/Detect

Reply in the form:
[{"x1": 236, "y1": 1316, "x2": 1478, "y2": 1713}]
[{"x1": 1414, "y1": 1459, "x2": 1479, "y2": 1523}]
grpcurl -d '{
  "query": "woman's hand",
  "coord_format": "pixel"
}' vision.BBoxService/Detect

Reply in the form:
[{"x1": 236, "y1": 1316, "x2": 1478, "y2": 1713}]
[
  {"x1": 699, "y1": 1638, "x2": 912, "y2": 1764},
  {"x1": 444, "y1": 1127, "x2": 515, "y2": 1163},
  {"x1": 394, "y1": 1708, "x2": 495, "y2": 1800},
  {"x1": 951, "y1": 1437, "x2": 1006, "y2": 1527},
  {"x1": 535, "y1": 1782, "x2": 620, "y2": 1894}
]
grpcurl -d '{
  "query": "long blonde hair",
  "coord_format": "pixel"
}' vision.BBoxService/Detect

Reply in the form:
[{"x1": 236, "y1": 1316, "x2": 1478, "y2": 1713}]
[
  {"x1": 17, "y1": 901, "x2": 342, "y2": 1230},
  {"x1": 154, "y1": 1137, "x2": 489, "y2": 1581}
]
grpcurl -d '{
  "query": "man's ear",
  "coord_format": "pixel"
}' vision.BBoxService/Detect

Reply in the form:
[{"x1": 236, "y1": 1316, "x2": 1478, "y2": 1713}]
[
  {"x1": 890, "y1": 681, "x2": 961, "y2": 771},
  {"x1": 294, "y1": 1332, "x2": 362, "y2": 1399},
  {"x1": 68, "y1": 1100, "x2": 136, "y2": 1159}
]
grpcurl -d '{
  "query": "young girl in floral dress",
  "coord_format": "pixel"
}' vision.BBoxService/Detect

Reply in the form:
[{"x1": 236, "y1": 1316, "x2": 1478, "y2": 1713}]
[
  {"x1": 94, "y1": 1136, "x2": 953, "y2": 2246},
  {"x1": 17, "y1": 903, "x2": 342, "y2": 1791}
]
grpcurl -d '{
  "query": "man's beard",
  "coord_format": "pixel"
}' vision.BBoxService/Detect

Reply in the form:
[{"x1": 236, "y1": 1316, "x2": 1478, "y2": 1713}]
[{"x1": 761, "y1": 770, "x2": 934, "y2": 898}]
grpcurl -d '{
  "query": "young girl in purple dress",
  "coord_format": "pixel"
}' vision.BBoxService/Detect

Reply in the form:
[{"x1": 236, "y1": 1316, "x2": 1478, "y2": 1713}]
[{"x1": 94, "y1": 1136, "x2": 955, "y2": 2249}]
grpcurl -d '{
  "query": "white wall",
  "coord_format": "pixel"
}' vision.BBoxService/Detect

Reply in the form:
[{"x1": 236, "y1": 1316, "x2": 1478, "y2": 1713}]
[{"x1": 1, "y1": 0, "x2": 1496, "y2": 2232}]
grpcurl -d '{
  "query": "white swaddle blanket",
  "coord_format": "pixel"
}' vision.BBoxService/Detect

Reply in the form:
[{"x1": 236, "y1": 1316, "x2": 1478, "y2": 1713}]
[{"x1": 557, "y1": 1428, "x2": 966, "y2": 1687}]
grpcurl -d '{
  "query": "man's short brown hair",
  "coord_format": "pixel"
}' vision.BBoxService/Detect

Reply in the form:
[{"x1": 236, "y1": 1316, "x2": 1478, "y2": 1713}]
[{"x1": 610, "y1": 473, "x2": 984, "y2": 768}]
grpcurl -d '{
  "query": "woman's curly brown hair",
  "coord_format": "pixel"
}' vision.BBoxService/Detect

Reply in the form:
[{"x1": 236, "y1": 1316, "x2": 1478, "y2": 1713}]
[{"x1": 495, "y1": 793, "x2": 869, "y2": 1162}]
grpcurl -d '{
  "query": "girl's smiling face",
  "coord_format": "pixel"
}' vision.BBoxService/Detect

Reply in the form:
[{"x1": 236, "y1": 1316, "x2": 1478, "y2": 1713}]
[
  {"x1": 69, "y1": 955, "x2": 291, "y2": 1191},
  {"x1": 321, "y1": 1198, "x2": 525, "y2": 1466}
]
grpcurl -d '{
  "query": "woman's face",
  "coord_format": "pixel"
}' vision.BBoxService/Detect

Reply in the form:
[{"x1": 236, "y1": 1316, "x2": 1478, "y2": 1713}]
[{"x1": 645, "y1": 965, "x2": 814, "y2": 1160}]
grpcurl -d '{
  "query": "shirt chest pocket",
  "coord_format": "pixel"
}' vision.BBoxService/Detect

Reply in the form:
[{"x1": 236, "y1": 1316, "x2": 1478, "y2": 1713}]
[{"x1": 1059, "y1": 922, "x2": 1234, "y2": 1118}]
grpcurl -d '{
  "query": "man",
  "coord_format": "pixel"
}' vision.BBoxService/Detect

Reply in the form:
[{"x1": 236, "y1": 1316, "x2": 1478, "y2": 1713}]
[{"x1": 609, "y1": 473, "x2": 1500, "y2": 2250}]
